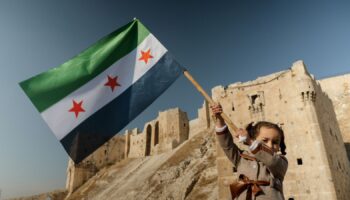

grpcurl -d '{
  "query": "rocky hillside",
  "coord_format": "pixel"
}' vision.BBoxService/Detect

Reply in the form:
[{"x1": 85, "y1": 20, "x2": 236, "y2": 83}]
[
  {"x1": 8, "y1": 128, "x2": 218, "y2": 200},
  {"x1": 7, "y1": 190, "x2": 67, "y2": 200},
  {"x1": 65, "y1": 127, "x2": 218, "y2": 200}
]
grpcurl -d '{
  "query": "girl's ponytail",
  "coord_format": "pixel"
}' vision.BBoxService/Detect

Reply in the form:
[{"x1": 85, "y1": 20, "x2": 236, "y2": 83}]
[
  {"x1": 245, "y1": 122, "x2": 255, "y2": 139},
  {"x1": 279, "y1": 129, "x2": 287, "y2": 155}
]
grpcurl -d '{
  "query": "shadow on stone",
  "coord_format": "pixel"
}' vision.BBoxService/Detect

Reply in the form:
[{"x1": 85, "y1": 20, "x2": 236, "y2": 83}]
[{"x1": 344, "y1": 143, "x2": 350, "y2": 162}]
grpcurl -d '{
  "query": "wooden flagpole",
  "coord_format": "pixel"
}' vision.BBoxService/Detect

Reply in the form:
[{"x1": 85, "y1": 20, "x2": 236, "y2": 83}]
[{"x1": 183, "y1": 70, "x2": 239, "y2": 133}]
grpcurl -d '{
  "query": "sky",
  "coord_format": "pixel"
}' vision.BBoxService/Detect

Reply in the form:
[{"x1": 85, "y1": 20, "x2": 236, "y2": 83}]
[{"x1": 1, "y1": 0, "x2": 350, "y2": 198}]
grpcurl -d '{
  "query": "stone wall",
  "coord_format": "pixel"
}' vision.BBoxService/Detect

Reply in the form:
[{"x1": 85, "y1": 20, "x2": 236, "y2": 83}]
[
  {"x1": 66, "y1": 134, "x2": 125, "y2": 193},
  {"x1": 312, "y1": 77, "x2": 350, "y2": 199},
  {"x1": 318, "y1": 74, "x2": 350, "y2": 161}
]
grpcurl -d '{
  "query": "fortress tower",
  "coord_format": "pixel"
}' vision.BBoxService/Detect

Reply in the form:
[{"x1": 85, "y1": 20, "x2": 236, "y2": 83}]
[
  {"x1": 213, "y1": 61, "x2": 350, "y2": 200},
  {"x1": 126, "y1": 107, "x2": 190, "y2": 158}
]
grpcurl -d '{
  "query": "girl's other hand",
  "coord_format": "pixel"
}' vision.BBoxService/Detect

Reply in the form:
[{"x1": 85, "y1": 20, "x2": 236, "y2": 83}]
[{"x1": 237, "y1": 128, "x2": 253, "y2": 145}]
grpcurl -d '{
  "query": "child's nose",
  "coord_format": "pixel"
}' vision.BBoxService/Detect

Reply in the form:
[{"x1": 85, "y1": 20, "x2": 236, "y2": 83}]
[{"x1": 267, "y1": 141, "x2": 273, "y2": 149}]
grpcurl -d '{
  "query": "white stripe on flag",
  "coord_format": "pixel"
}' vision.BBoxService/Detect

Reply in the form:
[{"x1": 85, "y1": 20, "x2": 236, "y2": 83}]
[{"x1": 41, "y1": 34, "x2": 167, "y2": 140}]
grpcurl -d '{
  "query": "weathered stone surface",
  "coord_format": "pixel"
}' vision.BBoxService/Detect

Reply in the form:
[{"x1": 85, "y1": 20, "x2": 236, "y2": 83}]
[{"x1": 318, "y1": 74, "x2": 350, "y2": 161}]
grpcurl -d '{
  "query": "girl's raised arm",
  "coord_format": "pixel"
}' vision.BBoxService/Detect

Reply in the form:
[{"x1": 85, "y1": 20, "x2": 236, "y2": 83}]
[{"x1": 211, "y1": 103, "x2": 241, "y2": 168}]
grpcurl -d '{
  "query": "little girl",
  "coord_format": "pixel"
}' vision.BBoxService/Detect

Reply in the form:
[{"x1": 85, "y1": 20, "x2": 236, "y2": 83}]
[{"x1": 210, "y1": 103, "x2": 288, "y2": 200}]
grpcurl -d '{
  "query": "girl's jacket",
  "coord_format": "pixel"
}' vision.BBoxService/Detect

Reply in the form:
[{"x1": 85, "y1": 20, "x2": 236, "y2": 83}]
[{"x1": 216, "y1": 126, "x2": 288, "y2": 200}]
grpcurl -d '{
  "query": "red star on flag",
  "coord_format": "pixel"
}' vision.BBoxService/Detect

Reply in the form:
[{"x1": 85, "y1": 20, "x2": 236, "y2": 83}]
[
  {"x1": 69, "y1": 100, "x2": 85, "y2": 118},
  {"x1": 138, "y1": 49, "x2": 154, "y2": 64},
  {"x1": 104, "y1": 75, "x2": 121, "y2": 92}
]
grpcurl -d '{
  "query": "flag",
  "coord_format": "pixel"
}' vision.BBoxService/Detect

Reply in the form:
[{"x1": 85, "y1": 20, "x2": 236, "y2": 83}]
[{"x1": 19, "y1": 19, "x2": 184, "y2": 163}]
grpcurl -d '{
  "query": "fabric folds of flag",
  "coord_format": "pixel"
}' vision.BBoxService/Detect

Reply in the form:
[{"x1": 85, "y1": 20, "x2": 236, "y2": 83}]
[{"x1": 19, "y1": 19, "x2": 184, "y2": 163}]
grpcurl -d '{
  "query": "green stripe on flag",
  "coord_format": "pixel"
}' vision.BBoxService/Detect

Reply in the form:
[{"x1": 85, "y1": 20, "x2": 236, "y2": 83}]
[{"x1": 19, "y1": 19, "x2": 150, "y2": 112}]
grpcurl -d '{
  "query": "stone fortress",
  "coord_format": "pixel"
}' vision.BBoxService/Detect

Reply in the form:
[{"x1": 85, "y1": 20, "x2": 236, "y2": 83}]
[
  {"x1": 65, "y1": 60, "x2": 350, "y2": 200},
  {"x1": 65, "y1": 104, "x2": 211, "y2": 194}
]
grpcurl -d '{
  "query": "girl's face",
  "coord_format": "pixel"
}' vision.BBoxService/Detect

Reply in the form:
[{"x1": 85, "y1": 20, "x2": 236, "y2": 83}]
[{"x1": 255, "y1": 126, "x2": 281, "y2": 153}]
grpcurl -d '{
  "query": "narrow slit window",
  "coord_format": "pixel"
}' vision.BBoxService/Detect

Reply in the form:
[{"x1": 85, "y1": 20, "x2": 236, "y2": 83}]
[{"x1": 297, "y1": 158, "x2": 303, "y2": 165}]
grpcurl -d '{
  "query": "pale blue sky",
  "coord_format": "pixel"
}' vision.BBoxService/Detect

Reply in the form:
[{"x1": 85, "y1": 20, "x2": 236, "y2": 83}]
[{"x1": 1, "y1": 0, "x2": 350, "y2": 198}]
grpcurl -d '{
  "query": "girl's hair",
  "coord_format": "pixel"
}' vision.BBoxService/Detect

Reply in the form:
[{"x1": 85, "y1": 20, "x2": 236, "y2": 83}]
[{"x1": 245, "y1": 121, "x2": 287, "y2": 155}]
